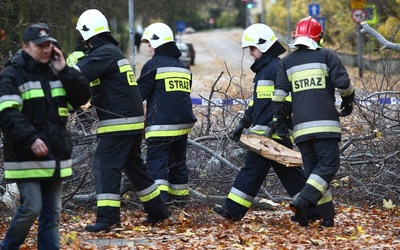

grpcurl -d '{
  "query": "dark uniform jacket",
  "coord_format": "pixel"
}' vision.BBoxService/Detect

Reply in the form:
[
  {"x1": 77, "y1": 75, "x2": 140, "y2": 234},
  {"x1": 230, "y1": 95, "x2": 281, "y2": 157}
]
[
  {"x1": 274, "y1": 47, "x2": 352, "y2": 144},
  {"x1": 242, "y1": 53, "x2": 292, "y2": 137},
  {"x1": 75, "y1": 43, "x2": 144, "y2": 136},
  {"x1": 137, "y1": 42, "x2": 197, "y2": 139},
  {"x1": 0, "y1": 50, "x2": 90, "y2": 182}
]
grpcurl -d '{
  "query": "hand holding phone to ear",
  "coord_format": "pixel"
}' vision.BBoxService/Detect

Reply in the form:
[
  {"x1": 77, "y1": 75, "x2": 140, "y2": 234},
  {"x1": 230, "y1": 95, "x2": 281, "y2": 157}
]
[{"x1": 50, "y1": 45, "x2": 66, "y2": 72}]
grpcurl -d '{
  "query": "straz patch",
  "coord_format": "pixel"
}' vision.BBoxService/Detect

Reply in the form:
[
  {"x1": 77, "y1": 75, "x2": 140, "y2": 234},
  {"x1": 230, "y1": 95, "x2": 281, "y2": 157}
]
[
  {"x1": 292, "y1": 77, "x2": 325, "y2": 92},
  {"x1": 165, "y1": 78, "x2": 191, "y2": 92},
  {"x1": 127, "y1": 71, "x2": 137, "y2": 86},
  {"x1": 90, "y1": 78, "x2": 100, "y2": 87},
  {"x1": 257, "y1": 91, "x2": 273, "y2": 99}
]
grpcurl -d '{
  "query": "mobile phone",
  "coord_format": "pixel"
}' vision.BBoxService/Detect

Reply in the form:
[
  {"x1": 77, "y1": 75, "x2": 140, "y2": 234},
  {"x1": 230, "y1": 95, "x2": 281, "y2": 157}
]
[{"x1": 51, "y1": 49, "x2": 56, "y2": 60}]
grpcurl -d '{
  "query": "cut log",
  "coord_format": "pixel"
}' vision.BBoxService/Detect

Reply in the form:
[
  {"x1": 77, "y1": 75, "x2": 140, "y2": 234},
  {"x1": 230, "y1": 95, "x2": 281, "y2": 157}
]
[{"x1": 239, "y1": 134, "x2": 303, "y2": 167}]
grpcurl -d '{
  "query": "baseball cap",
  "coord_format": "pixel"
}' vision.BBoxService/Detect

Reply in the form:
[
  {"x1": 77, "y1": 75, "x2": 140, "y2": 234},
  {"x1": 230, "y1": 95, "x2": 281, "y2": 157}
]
[{"x1": 23, "y1": 23, "x2": 57, "y2": 44}]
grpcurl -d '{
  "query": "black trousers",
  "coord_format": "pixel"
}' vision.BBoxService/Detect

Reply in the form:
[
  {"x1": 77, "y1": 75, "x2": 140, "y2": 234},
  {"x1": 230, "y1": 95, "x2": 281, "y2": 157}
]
[
  {"x1": 297, "y1": 138, "x2": 340, "y2": 219},
  {"x1": 225, "y1": 150, "x2": 308, "y2": 220},
  {"x1": 93, "y1": 134, "x2": 165, "y2": 224}
]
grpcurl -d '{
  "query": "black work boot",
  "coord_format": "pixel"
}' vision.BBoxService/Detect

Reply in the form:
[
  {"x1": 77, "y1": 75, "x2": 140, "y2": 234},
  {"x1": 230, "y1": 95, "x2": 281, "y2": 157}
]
[
  {"x1": 320, "y1": 218, "x2": 334, "y2": 227},
  {"x1": 213, "y1": 205, "x2": 241, "y2": 222},
  {"x1": 143, "y1": 208, "x2": 171, "y2": 225},
  {"x1": 289, "y1": 197, "x2": 310, "y2": 227},
  {"x1": 85, "y1": 222, "x2": 122, "y2": 232},
  {"x1": 290, "y1": 204, "x2": 320, "y2": 222}
]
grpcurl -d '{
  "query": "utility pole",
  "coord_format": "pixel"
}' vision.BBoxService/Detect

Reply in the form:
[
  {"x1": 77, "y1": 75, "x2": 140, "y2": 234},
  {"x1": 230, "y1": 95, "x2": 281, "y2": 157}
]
[
  {"x1": 260, "y1": 0, "x2": 265, "y2": 24},
  {"x1": 128, "y1": 0, "x2": 135, "y2": 73},
  {"x1": 286, "y1": 0, "x2": 290, "y2": 41}
]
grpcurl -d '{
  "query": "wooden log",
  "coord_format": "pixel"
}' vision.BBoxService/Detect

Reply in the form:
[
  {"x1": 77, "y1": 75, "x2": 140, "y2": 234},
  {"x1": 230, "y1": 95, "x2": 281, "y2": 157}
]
[{"x1": 239, "y1": 134, "x2": 303, "y2": 167}]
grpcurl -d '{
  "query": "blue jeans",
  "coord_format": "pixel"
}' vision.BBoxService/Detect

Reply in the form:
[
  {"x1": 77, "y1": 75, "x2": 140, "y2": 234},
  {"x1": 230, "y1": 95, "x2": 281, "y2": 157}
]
[{"x1": 0, "y1": 180, "x2": 62, "y2": 250}]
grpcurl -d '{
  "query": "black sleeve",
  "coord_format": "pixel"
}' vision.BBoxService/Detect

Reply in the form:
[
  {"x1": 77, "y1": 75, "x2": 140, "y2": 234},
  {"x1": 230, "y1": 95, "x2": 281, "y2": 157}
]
[{"x1": 58, "y1": 66, "x2": 91, "y2": 110}]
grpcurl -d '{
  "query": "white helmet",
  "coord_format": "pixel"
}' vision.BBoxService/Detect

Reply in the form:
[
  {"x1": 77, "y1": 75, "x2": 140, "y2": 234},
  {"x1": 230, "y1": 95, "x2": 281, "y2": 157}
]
[
  {"x1": 76, "y1": 9, "x2": 110, "y2": 41},
  {"x1": 141, "y1": 23, "x2": 174, "y2": 49},
  {"x1": 241, "y1": 23, "x2": 278, "y2": 53}
]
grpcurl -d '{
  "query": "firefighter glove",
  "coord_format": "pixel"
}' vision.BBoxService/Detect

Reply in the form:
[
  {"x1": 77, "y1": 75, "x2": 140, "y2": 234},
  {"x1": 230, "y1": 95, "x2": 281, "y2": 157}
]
[
  {"x1": 264, "y1": 121, "x2": 275, "y2": 138},
  {"x1": 231, "y1": 123, "x2": 246, "y2": 142},
  {"x1": 339, "y1": 90, "x2": 355, "y2": 117}
]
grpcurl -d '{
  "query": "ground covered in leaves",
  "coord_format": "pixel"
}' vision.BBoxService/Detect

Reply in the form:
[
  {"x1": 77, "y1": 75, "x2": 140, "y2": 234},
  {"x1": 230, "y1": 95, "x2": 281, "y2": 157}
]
[{"x1": 1, "y1": 202, "x2": 399, "y2": 249}]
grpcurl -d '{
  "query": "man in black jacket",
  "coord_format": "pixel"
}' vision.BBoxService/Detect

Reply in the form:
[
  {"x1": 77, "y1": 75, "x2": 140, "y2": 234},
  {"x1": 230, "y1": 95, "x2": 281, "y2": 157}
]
[
  {"x1": 0, "y1": 23, "x2": 90, "y2": 250},
  {"x1": 74, "y1": 9, "x2": 171, "y2": 232}
]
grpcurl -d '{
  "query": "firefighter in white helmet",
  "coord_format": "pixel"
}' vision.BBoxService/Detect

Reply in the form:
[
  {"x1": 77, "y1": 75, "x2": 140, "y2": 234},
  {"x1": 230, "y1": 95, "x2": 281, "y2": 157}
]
[
  {"x1": 138, "y1": 22, "x2": 197, "y2": 207},
  {"x1": 213, "y1": 23, "x2": 318, "y2": 223},
  {"x1": 272, "y1": 16, "x2": 355, "y2": 227},
  {"x1": 74, "y1": 9, "x2": 171, "y2": 232}
]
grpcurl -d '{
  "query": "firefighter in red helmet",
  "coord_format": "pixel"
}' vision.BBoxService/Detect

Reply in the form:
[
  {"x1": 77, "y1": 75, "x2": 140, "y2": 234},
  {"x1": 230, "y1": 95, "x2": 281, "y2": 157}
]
[{"x1": 271, "y1": 16, "x2": 355, "y2": 227}]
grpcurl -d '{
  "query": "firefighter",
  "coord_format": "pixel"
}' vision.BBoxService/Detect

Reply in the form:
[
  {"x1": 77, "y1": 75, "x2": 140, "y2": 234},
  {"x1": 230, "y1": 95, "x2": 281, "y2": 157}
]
[
  {"x1": 271, "y1": 16, "x2": 355, "y2": 227},
  {"x1": 138, "y1": 23, "x2": 197, "y2": 206},
  {"x1": 213, "y1": 23, "x2": 314, "y2": 222},
  {"x1": 74, "y1": 9, "x2": 171, "y2": 232},
  {"x1": 66, "y1": 32, "x2": 89, "y2": 67}
]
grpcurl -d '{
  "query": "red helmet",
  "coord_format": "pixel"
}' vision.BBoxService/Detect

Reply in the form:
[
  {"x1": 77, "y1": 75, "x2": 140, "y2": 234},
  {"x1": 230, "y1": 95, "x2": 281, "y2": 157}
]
[{"x1": 294, "y1": 16, "x2": 323, "y2": 42}]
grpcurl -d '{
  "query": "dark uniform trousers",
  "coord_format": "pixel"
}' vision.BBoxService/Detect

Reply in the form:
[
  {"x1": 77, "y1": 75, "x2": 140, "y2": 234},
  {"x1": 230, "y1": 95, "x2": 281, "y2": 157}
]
[
  {"x1": 225, "y1": 150, "x2": 307, "y2": 220},
  {"x1": 297, "y1": 138, "x2": 339, "y2": 219},
  {"x1": 146, "y1": 135, "x2": 189, "y2": 201},
  {"x1": 94, "y1": 134, "x2": 165, "y2": 224}
]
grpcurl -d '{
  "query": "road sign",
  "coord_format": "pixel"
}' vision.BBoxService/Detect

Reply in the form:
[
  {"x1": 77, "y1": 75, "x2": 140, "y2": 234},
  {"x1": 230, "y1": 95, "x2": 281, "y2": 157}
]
[
  {"x1": 308, "y1": 4, "x2": 320, "y2": 16},
  {"x1": 176, "y1": 20, "x2": 186, "y2": 33},
  {"x1": 314, "y1": 17, "x2": 325, "y2": 31},
  {"x1": 351, "y1": 9, "x2": 367, "y2": 23},
  {"x1": 351, "y1": 0, "x2": 366, "y2": 9}
]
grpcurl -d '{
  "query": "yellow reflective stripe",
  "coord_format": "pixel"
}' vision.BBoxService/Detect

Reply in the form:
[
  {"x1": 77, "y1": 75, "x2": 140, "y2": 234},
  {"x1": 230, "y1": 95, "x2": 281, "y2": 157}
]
[
  {"x1": 227, "y1": 192, "x2": 252, "y2": 208},
  {"x1": 289, "y1": 68, "x2": 328, "y2": 81},
  {"x1": 155, "y1": 67, "x2": 191, "y2": 80},
  {"x1": 66, "y1": 51, "x2": 85, "y2": 67},
  {"x1": 60, "y1": 167, "x2": 72, "y2": 177},
  {"x1": 169, "y1": 189, "x2": 189, "y2": 196},
  {"x1": 294, "y1": 126, "x2": 341, "y2": 138},
  {"x1": 119, "y1": 65, "x2": 131, "y2": 73},
  {"x1": 21, "y1": 89, "x2": 45, "y2": 100},
  {"x1": 139, "y1": 187, "x2": 161, "y2": 203},
  {"x1": 97, "y1": 200, "x2": 121, "y2": 207},
  {"x1": 145, "y1": 127, "x2": 192, "y2": 138},
  {"x1": 94, "y1": 26, "x2": 107, "y2": 33},
  {"x1": 156, "y1": 71, "x2": 191, "y2": 80},
  {"x1": 256, "y1": 85, "x2": 274, "y2": 92},
  {"x1": 306, "y1": 179, "x2": 325, "y2": 194},
  {"x1": 5, "y1": 168, "x2": 55, "y2": 179},
  {"x1": 317, "y1": 194, "x2": 332, "y2": 205},
  {"x1": 249, "y1": 129, "x2": 283, "y2": 140},
  {"x1": 157, "y1": 184, "x2": 170, "y2": 192},
  {"x1": 0, "y1": 100, "x2": 22, "y2": 112},
  {"x1": 169, "y1": 183, "x2": 189, "y2": 196},
  {"x1": 97, "y1": 122, "x2": 144, "y2": 134},
  {"x1": 51, "y1": 88, "x2": 66, "y2": 97},
  {"x1": 286, "y1": 62, "x2": 328, "y2": 75},
  {"x1": 317, "y1": 192, "x2": 332, "y2": 205}
]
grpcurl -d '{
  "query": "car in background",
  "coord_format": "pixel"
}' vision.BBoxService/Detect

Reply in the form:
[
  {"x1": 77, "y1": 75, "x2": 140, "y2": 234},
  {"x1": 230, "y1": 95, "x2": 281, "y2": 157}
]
[
  {"x1": 185, "y1": 42, "x2": 195, "y2": 65},
  {"x1": 176, "y1": 42, "x2": 192, "y2": 69}
]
